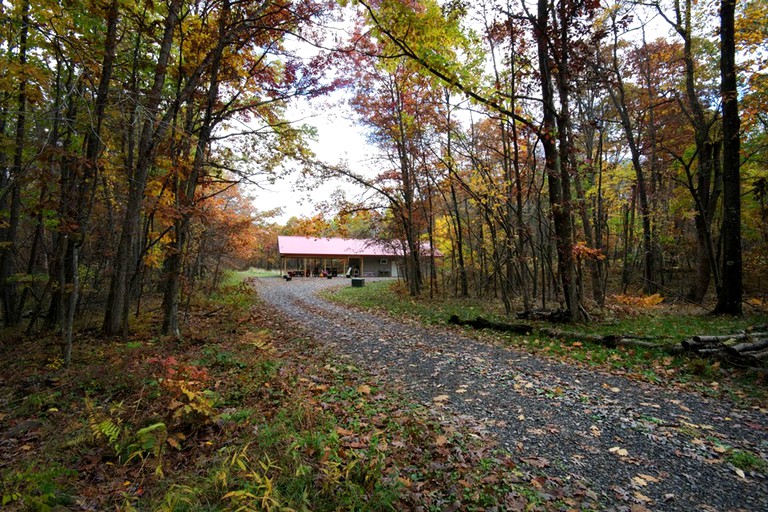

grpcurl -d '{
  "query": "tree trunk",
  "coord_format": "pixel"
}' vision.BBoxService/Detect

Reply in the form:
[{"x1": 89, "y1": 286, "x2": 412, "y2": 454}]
[
  {"x1": 162, "y1": 0, "x2": 230, "y2": 335},
  {"x1": 57, "y1": 0, "x2": 120, "y2": 356},
  {"x1": 713, "y1": 0, "x2": 742, "y2": 315},
  {"x1": 444, "y1": 91, "x2": 468, "y2": 298},
  {"x1": 661, "y1": 0, "x2": 722, "y2": 303},
  {"x1": 622, "y1": 186, "x2": 637, "y2": 291},
  {"x1": 536, "y1": 0, "x2": 581, "y2": 321},
  {"x1": 506, "y1": 27, "x2": 532, "y2": 314},
  {"x1": 449, "y1": 180, "x2": 468, "y2": 297},
  {"x1": 104, "y1": 0, "x2": 181, "y2": 336},
  {"x1": 1, "y1": 0, "x2": 30, "y2": 327},
  {"x1": 603, "y1": 32, "x2": 658, "y2": 295}
]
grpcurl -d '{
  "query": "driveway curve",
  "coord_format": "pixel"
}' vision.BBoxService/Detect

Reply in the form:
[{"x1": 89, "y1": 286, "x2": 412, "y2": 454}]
[{"x1": 255, "y1": 276, "x2": 767, "y2": 511}]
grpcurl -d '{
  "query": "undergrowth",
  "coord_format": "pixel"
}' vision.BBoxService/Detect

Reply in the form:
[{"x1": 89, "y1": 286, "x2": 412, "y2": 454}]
[{"x1": 0, "y1": 272, "x2": 597, "y2": 511}]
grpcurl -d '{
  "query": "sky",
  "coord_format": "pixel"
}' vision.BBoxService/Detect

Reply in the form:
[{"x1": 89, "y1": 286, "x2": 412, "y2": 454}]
[
  {"x1": 243, "y1": 5, "x2": 377, "y2": 225},
  {"x1": 245, "y1": 95, "x2": 376, "y2": 224}
]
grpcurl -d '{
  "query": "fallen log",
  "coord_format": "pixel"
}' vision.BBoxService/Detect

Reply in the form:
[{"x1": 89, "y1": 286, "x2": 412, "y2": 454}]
[
  {"x1": 516, "y1": 309, "x2": 571, "y2": 323},
  {"x1": 681, "y1": 339, "x2": 737, "y2": 351},
  {"x1": 725, "y1": 338, "x2": 768, "y2": 355},
  {"x1": 541, "y1": 328, "x2": 622, "y2": 347},
  {"x1": 682, "y1": 339, "x2": 703, "y2": 351},
  {"x1": 691, "y1": 332, "x2": 768, "y2": 344},
  {"x1": 540, "y1": 328, "x2": 667, "y2": 349},
  {"x1": 697, "y1": 347, "x2": 727, "y2": 356},
  {"x1": 448, "y1": 315, "x2": 532, "y2": 334},
  {"x1": 745, "y1": 347, "x2": 768, "y2": 361},
  {"x1": 617, "y1": 339, "x2": 664, "y2": 349},
  {"x1": 680, "y1": 329, "x2": 768, "y2": 365}
]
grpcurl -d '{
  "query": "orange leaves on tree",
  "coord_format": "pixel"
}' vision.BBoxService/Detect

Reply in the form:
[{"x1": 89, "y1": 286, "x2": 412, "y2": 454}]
[{"x1": 572, "y1": 241, "x2": 605, "y2": 261}]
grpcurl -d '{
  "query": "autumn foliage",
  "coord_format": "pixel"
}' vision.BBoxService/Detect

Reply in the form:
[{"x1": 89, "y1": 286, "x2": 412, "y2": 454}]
[{"x1": 0, "y1": 0, "x2": 339, "y2": 349}]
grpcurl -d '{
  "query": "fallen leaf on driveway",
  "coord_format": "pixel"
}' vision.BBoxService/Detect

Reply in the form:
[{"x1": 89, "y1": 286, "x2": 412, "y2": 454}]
[
  {"x1": 631, "y1": 476, "x2": 648, "y2": 487},
  {"x1": 521, "y1": 457, "x2": 550, "y2": 468},
  {"x1": 609, "y1": 446, "x2": 629, "y2": 457},
  {"x1": 633, "y1": 491, "x2": 652, "y2": 503},
  {"x1": 432, "y1": 394, "x2": 450, "y2": 403}
]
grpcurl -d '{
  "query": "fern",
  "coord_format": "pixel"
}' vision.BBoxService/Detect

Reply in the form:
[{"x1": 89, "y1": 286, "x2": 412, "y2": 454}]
[
  {"x1": 246, "y1": 330, "x2": 274, "y2": 351},
  {"x1": 84, "y1": 397, "x2": 124, "y2": 454},
  {"x1": 155, "y1": 484, "x2": 198, "y2": 511},
  {"x1": 125, "y1": 422, "x2": 168, "y2": 476},
  {"x1": 64, "y1": 432, "x2": 91, "y2": 449},
  {"x1": 96, "y1": 418, "x2": 121, "y2": 447},
  {"x1": 76, "y1": 399, "x2": 171, "y2": 477}
]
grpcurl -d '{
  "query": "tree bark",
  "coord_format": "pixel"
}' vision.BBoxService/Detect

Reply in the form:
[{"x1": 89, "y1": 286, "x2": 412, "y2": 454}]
[
  {"x1": 535, "y1": 0, "x2": 582, "y2": 321},
  {"x1": 658, "y1": 0, "x2": 722, "y2": 302},
  {"x1": 713, "y1": 0, "x2": 742, "y2": 315},
  {"x1": 601, "y1": 22, "x2": 659, "y2": 295},
  {"x1": 162, "y1": 0, "x2": 230, "y2": 336},
  {"x1": 1, "y1": 0, "x2": 29, "y2": 326}
]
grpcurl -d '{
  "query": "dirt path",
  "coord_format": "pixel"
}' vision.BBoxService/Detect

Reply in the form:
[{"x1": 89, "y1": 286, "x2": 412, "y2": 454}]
[{"x1": 256, "y1": 277, "x2": 768, "y2": 511}]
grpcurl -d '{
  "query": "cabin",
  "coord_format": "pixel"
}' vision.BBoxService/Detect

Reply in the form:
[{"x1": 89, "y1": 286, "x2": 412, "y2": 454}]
[{"x1": 277, "y1": 236, "x2": 403, "y2": 278}]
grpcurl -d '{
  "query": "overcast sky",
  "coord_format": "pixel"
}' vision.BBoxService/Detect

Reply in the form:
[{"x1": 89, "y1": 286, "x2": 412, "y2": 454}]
[{"x1": 244, "y1": 93, "x2": 375, "y2": 224}]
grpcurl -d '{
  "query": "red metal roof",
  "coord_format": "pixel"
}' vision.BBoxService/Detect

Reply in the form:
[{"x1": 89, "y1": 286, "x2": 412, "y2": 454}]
[{"x1": 277, "y1": 236, "x2": 400, "y2": 258}]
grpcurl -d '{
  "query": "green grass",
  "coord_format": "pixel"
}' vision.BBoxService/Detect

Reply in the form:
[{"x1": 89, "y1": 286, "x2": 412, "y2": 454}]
[
  {"x1": 330, "y1": 281, "x2": 767, "y2": 341},
  {"x1": 725, "y1": 449, "x2": 768, "y2": 472},
  {"x1": 327, "y1": 280, "x2": 509, "y2": 325},
  {"x1": 580, "y1": 312, "x2": 768, "y2": 340},
  {"x1": 222, "y1": 267, "x2": 281, "y2": 286}
]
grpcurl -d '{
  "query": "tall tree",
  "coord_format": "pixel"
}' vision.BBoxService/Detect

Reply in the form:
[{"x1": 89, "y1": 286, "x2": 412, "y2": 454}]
[
  {"x1": 656, "y1": 0, "x2": 722, "y2": 302},
  {"x1": 530, "y1": 0, "x2": 589, "y2": 321},
  {"x1": 103, "y1": 0, "x2": 184, "y2": 336},
  {"x1": 0, "y1": 0, "x2": 30, "y2": 326},
  {"x1": 713, "y1": 0, "x2": 742, "y2": 314},
  {"x1": 596, "y1": 8, "x2": 659, "y2": 295},
  {"x1": 353, "y1": 0, "x2": 587, "y2": 318}
]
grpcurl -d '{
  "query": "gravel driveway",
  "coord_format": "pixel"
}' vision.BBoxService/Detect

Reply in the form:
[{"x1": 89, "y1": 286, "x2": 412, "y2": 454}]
[{"x1": 255, "y1": 276, "x2": 768, "y2": 511}]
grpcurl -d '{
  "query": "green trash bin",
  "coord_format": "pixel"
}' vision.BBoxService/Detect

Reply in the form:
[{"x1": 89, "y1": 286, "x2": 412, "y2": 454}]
[{"x1": 351, "y1": 278, "x2": 365, "y2": 287}]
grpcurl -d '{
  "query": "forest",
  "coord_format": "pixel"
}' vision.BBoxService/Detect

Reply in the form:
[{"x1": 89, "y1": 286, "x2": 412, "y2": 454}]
[
  {"x1": 2, "y1": 1, "x2": 768, "y2": 510},
  {"x1": 0, "y1": 0, "x2": 766, "y2": 347},
  {"x1": 265, "y1": 0, "x2": 765, "y2": 317}
]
